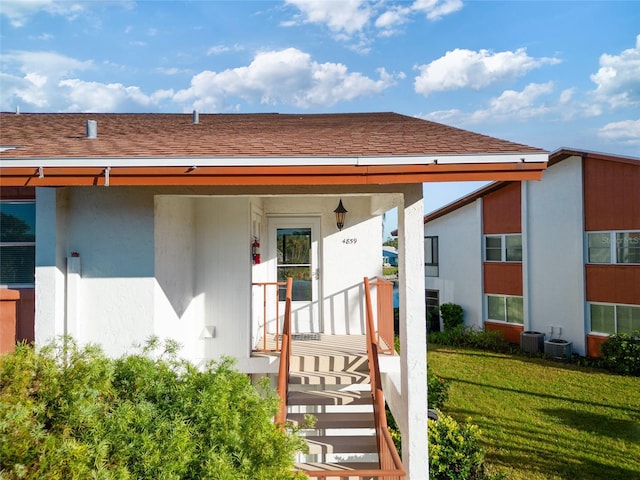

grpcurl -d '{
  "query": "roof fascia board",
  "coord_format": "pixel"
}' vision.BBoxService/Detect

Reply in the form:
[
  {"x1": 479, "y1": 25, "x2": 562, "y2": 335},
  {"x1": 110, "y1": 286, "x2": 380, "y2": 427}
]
[
  {"x1": 0, "y1": 153, "x2": 548, "y2": 168},
  {"x1": 359, "y1": 153, "x2": 547, "y2": 165}
]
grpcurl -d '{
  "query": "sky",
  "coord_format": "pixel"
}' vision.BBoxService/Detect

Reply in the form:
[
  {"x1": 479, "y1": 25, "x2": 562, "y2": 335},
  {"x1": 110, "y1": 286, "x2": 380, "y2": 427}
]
[{"x1": 1, "y1": 0, "x2": 639, "y2": 237}]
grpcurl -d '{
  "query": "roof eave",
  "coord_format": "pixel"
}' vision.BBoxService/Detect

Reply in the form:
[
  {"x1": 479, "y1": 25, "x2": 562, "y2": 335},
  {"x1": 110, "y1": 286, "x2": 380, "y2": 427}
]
[{"x1": 0, "y1": 161, "x2": 547, "y2": 188}]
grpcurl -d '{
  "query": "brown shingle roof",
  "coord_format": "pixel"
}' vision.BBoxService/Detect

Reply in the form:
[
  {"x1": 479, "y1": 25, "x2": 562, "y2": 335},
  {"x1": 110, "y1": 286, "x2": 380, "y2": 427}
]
[{"x1": 0, "y1": 112, "x2": 546, "y2": 159}]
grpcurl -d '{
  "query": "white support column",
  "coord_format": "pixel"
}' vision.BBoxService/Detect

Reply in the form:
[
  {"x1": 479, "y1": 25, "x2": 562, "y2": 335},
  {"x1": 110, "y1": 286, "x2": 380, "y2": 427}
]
[
  {"x1": 35, "y1": 188, "x2": 67, "y2": 345},
  {"x1": 398, "y1": 184, "x2": 428, "y2": 479}
]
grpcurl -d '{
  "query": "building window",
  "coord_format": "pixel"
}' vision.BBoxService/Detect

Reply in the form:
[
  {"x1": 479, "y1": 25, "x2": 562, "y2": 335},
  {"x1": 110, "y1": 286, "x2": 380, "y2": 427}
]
[
  {"x1": 590, "y1": 303, "x2": 640, "y2": 335},
  {"x1": 1, "y1": 201, "x2": 36, "y2": 286},
  {"x1": 485, "y1": 234, "x2": 522, "y2": 262},
  {"x1": 425, "y1": 236, "x2": 439, "y2": 277},
  {"x1": 487, "y1": 294, "x2": 524, "y2": 324},
  {"x1": 425, "y1": 289, "x2": 440, "y2": 332},
  {"x1": 587, "y1": 231, "x2": 640, "y2": 264}
]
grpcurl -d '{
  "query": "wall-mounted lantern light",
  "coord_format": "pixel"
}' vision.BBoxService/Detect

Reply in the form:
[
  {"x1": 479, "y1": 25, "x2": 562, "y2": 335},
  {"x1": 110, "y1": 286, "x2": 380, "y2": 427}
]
[{"x1": 334, "y1": 199, "x2": 348, "y2": 231}]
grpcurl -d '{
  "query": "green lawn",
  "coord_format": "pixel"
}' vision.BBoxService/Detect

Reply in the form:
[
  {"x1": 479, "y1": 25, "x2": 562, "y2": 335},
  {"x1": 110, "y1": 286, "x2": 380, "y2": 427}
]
[{"x1": 427, "y1": 344, "x2": 640, "y2": 480}]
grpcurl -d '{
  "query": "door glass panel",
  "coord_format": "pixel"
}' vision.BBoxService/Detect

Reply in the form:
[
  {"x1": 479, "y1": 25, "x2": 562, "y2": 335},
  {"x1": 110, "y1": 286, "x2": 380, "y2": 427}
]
[{"x1": 277, "y1": 228, "x2": 312, "y2": 301}]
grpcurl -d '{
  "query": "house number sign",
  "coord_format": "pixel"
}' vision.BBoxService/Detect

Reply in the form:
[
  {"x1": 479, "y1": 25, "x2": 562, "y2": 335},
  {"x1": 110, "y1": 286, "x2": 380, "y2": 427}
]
[{"x1": 342, "y1": 238, "x2": 358, "y2": 244}]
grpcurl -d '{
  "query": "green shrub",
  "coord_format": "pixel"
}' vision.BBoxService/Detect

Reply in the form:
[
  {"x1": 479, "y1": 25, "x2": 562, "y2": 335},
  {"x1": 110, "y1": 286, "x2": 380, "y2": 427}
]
[
  {"x1": 0, "y1": 338, "x2": 306, "y2": 480},
  {"x1": 428, "y1": 373, "x2": 450, "y2": 409},
  {"x1": 600, "y1": 331, "x2": 640, "y2": 376},
  {"x1": 440, "y1": 303, "x2": 464, "y2": 331},
  {"x1": 429, "y1": 413, "x2": 492, "y2": 480},
  {"x1": 429, "y1": 325, "x2": 511, "y2": 353}
]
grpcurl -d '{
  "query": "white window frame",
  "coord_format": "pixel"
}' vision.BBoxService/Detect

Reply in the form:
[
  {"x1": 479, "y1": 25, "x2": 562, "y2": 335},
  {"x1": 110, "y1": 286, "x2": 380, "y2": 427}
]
[
  {"x1": 486, "y1": 294, "x2": 524, "y2": 325},
  {"x1": 589, "y1": 302, "x2": 640, "y2": 335},
  {"x1": 484, "y1": 234, "x2": 522, "y2": 262},
  {"x1": 586, "y1": 230, "x2": 640, "y2": 265}
]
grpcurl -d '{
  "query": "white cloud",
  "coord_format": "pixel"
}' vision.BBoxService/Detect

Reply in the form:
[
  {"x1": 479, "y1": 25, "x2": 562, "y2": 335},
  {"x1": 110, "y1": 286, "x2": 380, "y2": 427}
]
[
  {"x1": 58, "y1": 79, "x2": 154, "y2": 112},
  {"x1": 423, "y1": 82, "x2": 558, "y2": 125},
  {"x1": 414, "y1": 47, "x2": 561, "y2": 97},
  {"x1": 29, "y1": 32, "x2": 54, "y2": 41},
  {"x1": 2, "y1": 50, "x2": 93, "y2": 78},
  {"x1": 598, "y1": 119, "x2": 640, "y2": 146},
  {"x1": 0, "y1": 47, "x2": 396, "y2": 113},
  {"x1": 283, "y1": 0, "x2": 371, "y2": 36},
  {"x1": 0, "y1": 51, "x2": 93, "y2": 110},
  {"x1": 285, "y1": 0, "x2": 462, "y2": 41},
  {"x1": 412, "y1": 0, "x2": 463, "y2": 21},
  {"x1": 173, "y1": 48, "x2": 398, "y2": 111},
  {"x1": 375, "y1": 6, "x2": 411, "y2": 30},
  {"x1": 482, "y1": 82, "x2": 554, "y2": 118},
  {"x1": 590, "y1": 34, "x2": 640, "y2": 108},
  {"x1": 0, "y1": 0, "x2": 86, "y2": 27},
  {"x1": 207, "y1": 44, "x2": 245, "y2": 56}
]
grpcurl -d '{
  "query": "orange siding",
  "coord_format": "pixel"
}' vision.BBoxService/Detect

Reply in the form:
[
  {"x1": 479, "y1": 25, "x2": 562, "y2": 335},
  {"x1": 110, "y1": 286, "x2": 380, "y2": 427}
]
[
  {"x1": 584, "y1": 158, "x2": 640, "y2": 231},
  {"x1": 585, "y1": 265, "x2": 640, "y2": 305},
  {"x1": 485, "y1": 321, "x2": 523, "y2": 344},
  {"x1": 586, "y1": 335, "x2": 608, "y2": 358},
  {"x1": 0, "y1": 289, "x2": 20, "y2": 354},
  {"x1": 483, "y1": 182, "x2": 521, "y2": 234},
  {"x1": 484, "y1": 262, "x2": 523, "y2": 296},
  {"x1": 15, "y1": 288, "x2": 35, "y2": 343}
]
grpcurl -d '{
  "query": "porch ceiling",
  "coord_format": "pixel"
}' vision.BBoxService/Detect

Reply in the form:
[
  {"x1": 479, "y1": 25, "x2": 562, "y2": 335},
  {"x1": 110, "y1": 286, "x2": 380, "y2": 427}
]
[{"x1": 0, "y1": 112, "x2": 548, "y2": 187}]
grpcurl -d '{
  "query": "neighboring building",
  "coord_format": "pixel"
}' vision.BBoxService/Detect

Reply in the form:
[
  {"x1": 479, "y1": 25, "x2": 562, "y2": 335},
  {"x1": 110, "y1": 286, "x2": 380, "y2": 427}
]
[
  {"x1": 382, "y1": 246, "x2": 398, "y2": 267},
  {"x1": 0, "y1": 112, "x2": 548, "y2": 477},
  {"x1": 423, "y1": 149, "x2": 640, "y2": 357}
]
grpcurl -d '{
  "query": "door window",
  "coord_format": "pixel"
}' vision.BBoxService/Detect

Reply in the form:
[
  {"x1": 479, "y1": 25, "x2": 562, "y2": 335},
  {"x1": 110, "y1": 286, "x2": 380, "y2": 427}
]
[{"x1": 277, "y1": 228, "x2": 312, "y2": 301}]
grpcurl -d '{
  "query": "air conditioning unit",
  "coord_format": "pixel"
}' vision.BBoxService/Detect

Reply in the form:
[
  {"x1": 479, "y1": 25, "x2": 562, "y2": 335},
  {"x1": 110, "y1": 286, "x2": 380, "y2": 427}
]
[
  {"x1": 520, "y1": 331, "x2": 545, "y2": 353},
  {"x1": 544, "y1": 339, "x2": 573, "y2": 359}
]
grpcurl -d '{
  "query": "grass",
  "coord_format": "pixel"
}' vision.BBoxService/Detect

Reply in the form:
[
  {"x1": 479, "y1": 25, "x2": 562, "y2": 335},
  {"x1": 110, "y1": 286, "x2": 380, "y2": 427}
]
[{"x1": 427, "y1": 344, "x2": 640, "y2": 480}]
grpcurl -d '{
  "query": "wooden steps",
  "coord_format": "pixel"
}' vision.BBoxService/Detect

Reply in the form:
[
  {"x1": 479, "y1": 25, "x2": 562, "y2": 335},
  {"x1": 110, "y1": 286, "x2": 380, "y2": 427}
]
[{"x1": 287, "y1": 352, "x2": 381, "y2": 478}]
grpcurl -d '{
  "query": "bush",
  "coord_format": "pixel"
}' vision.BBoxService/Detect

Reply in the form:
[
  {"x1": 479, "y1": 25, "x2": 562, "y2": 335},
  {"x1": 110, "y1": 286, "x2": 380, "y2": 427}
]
[
  {"x1": 600, "y1": 331, "x2": 640, "y2": 376},
  {"x1": 429, "y1": 413, "x2": 496, "y2": 480},
  {"x1": 440, "y1": 303, "x2": 464, "y2": 331},
  {"x1": 428, "y1": 373, "x2": 450, "y2": 409},
  {"x1": 429, "y1": 325, "x2": 511, "y2": 353},
  {"x1": 0, "y1": 338, "x2": 305, "y2": 479}
]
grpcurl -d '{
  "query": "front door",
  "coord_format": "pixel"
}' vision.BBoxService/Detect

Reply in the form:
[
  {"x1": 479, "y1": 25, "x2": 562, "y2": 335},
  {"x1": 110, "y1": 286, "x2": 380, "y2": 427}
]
[{"x1": 269, "y1": 217, "x2": 320, "y2": 333}]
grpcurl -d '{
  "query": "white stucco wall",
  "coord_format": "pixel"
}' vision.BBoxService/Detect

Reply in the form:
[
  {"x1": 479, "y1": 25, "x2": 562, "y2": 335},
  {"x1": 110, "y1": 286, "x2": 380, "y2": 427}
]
[
  {"x1": 196, "y1": 197, "x2": 252, "y2": 361},
  {"x1": 66, "y1": 187, "x2": 156, "y2": 357},
  {"x1": 425, "y1": 200, "x2": 484, "y2": 329},
  {"x1": 527, "y1": 156, "x2": 586, "y2": 354},
  {"x1": 154, "y1": 196, "x2": 204, "y2": 361}
]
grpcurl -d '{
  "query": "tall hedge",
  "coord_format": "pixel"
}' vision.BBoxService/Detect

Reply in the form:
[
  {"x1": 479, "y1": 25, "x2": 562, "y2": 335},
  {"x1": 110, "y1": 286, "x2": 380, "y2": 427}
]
[{"x1": 0, "y1": 338, "x2": 305, "y2": 480}]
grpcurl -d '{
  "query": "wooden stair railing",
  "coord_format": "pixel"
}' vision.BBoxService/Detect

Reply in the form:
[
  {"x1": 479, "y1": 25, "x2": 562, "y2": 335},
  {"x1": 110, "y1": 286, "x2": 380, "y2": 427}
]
[
  {"x1": 364, "y1": 276, "x2": 405, "y2": 480},
  {"x1": 252, "y1": 281, "x2": 287, "y2": 352},
  {"x1": 369, "y1": 276, "x2": 395, "y2": 354},
  {"x1": 275, "y1": 277, "x2": 293, "y2": 425}
]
